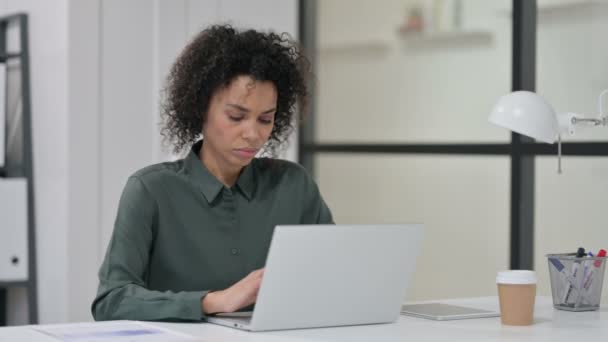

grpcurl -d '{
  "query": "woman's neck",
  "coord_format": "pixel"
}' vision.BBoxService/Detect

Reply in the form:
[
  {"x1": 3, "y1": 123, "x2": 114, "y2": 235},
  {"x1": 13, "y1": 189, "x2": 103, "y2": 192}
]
[{"x1": 200, "y1": 142, "x2": 241, "y2": 187}]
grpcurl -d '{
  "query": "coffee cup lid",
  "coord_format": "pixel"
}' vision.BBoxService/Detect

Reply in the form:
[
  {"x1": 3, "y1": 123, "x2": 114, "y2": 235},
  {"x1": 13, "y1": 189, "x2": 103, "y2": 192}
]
[{"x1": 496, "y1": 270, "x2": 537, "y2": 284}]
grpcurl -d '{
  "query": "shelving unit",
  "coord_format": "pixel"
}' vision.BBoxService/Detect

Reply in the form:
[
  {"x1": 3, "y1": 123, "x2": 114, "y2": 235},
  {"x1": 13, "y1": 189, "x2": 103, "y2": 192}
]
[
  {"x1": 538, "y1": 0, "x2": 607, "y2": 12},
  {"x1": 498, "y1": 0, "x2": 608, "y2": 15},
  {"x1": 319, "y1": 40, "x2": 391, "y2": 54},
  {"x1": 0, "y1": 13, "x2": 37, "y2": 325},
  {"x1": 318, "y1": 29, "x2": 493, "y2": 54},
  {"x1": 398, "y1": 30, "x2": 493, "y2": 46}
]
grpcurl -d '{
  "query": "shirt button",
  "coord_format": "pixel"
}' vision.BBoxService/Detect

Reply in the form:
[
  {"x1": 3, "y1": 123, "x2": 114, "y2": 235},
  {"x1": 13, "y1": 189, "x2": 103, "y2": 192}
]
[{"x1": 231, "y1": 248, "x2": 239, "y2": 255}]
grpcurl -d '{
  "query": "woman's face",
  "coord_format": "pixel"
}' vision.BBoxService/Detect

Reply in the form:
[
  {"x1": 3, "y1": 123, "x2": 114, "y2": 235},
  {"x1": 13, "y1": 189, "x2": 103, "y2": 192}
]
[{"x1": 202, "y1": 75, "x2": 277, "y2": 170}]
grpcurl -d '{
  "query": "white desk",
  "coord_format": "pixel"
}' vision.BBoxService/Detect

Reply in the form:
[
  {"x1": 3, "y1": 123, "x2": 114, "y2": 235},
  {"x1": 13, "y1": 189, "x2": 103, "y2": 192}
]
[{"x1": 1, "y1": 296, "x2": 606, "y2": 341}]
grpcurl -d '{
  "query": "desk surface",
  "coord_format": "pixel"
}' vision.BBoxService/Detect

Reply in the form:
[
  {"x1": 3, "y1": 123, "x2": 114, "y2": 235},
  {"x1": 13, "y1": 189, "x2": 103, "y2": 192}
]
[{"x1": 1, "y1": 296, "x2": 607, "y2": 341}]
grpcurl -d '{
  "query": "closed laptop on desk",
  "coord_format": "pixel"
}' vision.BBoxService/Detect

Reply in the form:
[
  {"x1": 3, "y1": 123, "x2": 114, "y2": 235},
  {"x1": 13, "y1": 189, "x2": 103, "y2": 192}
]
[{"x1": 207, "y1": 224, "x2": 424, "y2": 331}]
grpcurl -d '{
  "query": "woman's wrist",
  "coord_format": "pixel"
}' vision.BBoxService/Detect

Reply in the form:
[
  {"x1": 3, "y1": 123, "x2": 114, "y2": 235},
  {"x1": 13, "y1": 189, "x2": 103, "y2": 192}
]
[{"x1": 202, "y1": 291, "x2": 225, "y2": 314}]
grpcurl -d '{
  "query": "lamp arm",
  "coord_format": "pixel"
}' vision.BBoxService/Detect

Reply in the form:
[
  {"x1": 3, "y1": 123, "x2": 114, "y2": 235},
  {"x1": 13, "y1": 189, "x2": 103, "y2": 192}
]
[
  {"x1": 567, "y1": 89, "x2": 608, "y2": 129},
  {"x1": 571, "y1": 117, "x2": 605, "y2": 126},
  {"x1": 553, "y1": 89, "x2": 608, "y2": 174}
]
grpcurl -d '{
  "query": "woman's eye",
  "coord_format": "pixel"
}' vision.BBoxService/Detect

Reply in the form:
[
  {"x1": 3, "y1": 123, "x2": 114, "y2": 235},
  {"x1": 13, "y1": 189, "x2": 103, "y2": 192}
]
[
  {"x1": 229, "y1": 116, "x2": 243, "y2": 122},
  {"x1": 259, "y1": 118, "x2": 273, "y2": 124}
]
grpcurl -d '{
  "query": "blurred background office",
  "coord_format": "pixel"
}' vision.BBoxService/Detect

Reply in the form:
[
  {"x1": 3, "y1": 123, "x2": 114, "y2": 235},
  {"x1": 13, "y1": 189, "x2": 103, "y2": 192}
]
[{"x1": 0, "y1": 0, "x2": 607, "y2": 327}]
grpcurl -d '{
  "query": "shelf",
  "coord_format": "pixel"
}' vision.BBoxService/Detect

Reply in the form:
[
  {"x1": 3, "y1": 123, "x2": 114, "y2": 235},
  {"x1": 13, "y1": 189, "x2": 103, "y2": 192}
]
[
  {"x1": 398, "y1": 30, "x2": 492, "y2": 46},
  {"x1": 318, "y1": 30, "x2": 493, "y2": 54},
  {"x1": 498, "y1": 0, "x2": 608, "y2": 15},
  {"x1": 0, "y1": 281, "x2": 28, "y2": 288},
  {"x1": 539, "y1": 0, "x2": 607, "y2": 12},
  {"x1": 319, "y1": 40, "x2": 391, "y2": 54}
]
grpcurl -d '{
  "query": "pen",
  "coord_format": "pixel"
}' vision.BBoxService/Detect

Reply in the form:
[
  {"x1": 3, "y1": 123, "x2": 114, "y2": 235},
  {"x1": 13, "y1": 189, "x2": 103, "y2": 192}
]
[
  {"x1": 583, "y1": 252, "x2": 594, "y2": 282},
  {"x1": 562, "y1": 248, "x2": 586, "y2": 304},
  {"x1": 594, "y1": 249, "x2": 606, "y2": 267},
  {"x1": 582, "y1": 249, "x2": 606, "y2": 291}
]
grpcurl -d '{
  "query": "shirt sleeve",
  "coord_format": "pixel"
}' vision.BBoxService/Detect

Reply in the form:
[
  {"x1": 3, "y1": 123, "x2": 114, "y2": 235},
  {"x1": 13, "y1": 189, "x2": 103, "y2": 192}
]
[{"x1": 91, "y1": 176, "x2": 208, "y2": 322}]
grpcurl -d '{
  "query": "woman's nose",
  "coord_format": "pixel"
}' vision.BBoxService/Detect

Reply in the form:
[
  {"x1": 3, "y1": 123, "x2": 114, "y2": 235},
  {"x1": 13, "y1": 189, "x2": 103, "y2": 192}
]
[{"x1": 242, "y1": 122, "x2": 260, "y2": 141}]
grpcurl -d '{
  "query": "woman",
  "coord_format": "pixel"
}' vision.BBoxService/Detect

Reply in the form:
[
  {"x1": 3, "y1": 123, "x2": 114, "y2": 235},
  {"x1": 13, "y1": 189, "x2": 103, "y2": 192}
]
[{"x1": 91, "y1": 25, "x2": 333, "y2": 321}]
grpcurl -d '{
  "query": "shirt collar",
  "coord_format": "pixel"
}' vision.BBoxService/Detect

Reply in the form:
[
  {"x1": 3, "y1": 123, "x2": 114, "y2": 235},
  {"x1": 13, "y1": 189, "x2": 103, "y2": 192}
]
[
  {"x1": 236, "y1": 159, "x2": 255, "y2": 201},
  {"x1": 185, "y1": 140, "x2": 255, "y2": 203}
]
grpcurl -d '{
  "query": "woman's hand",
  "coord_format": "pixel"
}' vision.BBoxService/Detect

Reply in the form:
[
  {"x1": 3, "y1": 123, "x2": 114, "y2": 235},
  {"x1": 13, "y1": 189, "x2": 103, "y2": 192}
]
[{"x1": 202, "y1": 268, "x2": 265, "y2": 314}]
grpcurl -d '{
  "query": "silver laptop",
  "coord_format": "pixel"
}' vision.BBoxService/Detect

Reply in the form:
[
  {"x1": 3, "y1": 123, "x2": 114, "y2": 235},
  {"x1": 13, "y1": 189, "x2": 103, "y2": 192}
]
[
  {"x1": 400, "y1": 303, "x2": 499, "y2": 321},
  {"x1": 206, "y1": 224, "x2": 424, "y2": 331}
]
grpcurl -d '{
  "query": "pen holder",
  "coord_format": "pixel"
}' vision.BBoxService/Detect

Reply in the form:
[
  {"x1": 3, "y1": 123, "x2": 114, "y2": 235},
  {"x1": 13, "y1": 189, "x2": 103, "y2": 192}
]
[{"x1": 546, "y1": 254, "x2": 607, "y2": 311}]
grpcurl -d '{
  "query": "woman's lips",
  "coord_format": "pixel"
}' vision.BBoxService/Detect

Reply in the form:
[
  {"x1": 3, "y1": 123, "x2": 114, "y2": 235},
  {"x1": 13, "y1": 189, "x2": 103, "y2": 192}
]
[{"x1": 234, "y1": 148, "x2": 258, "y2": 158}]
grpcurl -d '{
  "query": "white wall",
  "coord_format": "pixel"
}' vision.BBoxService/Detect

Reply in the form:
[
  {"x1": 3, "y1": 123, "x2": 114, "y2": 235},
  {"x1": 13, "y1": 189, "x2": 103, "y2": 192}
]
[
  {"x1": 535, "y1": 157, "x2": 608, "y2": 304},
  {"x1": 317, "y1": 155, "x2": 510, "y2": 301},
  {"x1": 534, "y1": 1, "x2": 608, "y2": 304},
  {"x1": 98, "y1": 0, "x2": 159, "y2": 274},
  {"x1": 317, "y1": 0, "x2": 511, "y2": 143},
  {"x1": 536, "y1": 1, "x2": 608, "y2": 141},
  {"x1": 67, "y1": 0, "x2": 101, "y2": 323},
  {"x1": 316, "y1": 0, "x2": 512, "y2": 302},
  {"x1": 315, "y1": 0, "x2": 608, "y2": 303},
  {"x1": 0, "y1": 0, "x2": 70, "y2": 325},
  {"x1": 4, "y1": 0, "x2": 298, "y2": 325}
]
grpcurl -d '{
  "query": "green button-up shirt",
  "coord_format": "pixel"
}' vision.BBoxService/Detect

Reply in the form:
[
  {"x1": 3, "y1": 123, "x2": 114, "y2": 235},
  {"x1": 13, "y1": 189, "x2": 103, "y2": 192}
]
[{"x1": 92, "y1": 141, "x2": 333, "y2": 321}]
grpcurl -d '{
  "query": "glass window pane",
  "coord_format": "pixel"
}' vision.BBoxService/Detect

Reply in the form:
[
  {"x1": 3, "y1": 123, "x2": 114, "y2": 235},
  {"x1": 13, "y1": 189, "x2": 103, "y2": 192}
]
[
  {"x1": 535, "y1": 157, "x2": 608, "y2": 305},
  {"x1": 537, "y1": 0, "x2": 608, "y2": 142},
  {"x1": 315, "y1": 154, "x2": 510, "y2": 300},
  {"x1": 315, "y1": 0, "x2": 512, "y2": 143}
]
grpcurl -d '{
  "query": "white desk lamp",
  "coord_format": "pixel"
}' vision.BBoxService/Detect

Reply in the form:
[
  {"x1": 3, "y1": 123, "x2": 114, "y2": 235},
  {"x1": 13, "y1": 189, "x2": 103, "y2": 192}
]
[{"x1": 489, "y1": 90, "x2": 608, "y2": 173}]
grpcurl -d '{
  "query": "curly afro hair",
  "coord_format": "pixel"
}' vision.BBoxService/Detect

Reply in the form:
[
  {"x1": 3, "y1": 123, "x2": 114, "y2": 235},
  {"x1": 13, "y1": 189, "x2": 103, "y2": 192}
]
[{"x1": 161, "y1": 24, "x2": 312, "y2": 156}]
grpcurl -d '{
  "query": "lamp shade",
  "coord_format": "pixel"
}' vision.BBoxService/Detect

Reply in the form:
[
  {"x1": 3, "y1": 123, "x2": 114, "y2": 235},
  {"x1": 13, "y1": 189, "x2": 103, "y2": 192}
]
[{"x1": 489, "y1": 91, "x2": 559, "y2": 144}]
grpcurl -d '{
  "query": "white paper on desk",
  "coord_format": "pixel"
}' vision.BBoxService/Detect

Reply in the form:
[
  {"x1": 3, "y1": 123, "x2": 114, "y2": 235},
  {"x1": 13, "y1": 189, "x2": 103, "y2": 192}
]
[
  {"x1": 33, "y1": 321, "x2": 203, "y2": 342},
  {"x1": 0, "y1": 62, "x2": 6, "y2": 168}
]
